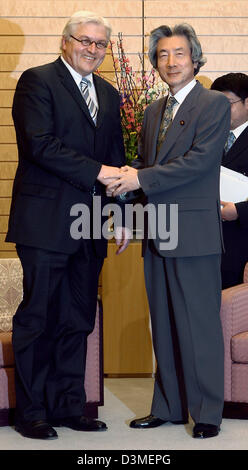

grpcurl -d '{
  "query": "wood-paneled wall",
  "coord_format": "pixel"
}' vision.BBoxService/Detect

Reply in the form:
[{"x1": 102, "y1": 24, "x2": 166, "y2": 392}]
[{"x1": 1, "y1": 0, "x2": 248, "y2": 257}]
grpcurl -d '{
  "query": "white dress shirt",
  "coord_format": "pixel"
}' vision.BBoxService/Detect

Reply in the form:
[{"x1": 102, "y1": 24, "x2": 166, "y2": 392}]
[
  {"x1": 170, "y1": 78, "x2": 197, "y2": 119},
  {"x1": 232, "y1": 121, "x2": 248, "y2": 139},
  {"x1": 60, "y1": 55, "x2": 98, "y2": 108}
]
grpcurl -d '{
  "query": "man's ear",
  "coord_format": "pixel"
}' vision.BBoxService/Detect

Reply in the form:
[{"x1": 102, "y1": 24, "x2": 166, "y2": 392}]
[
  {"x1": 244, "y1": 97, "x2": 248, "y2": 111},
  {"x1": 61, "y1": 36, "x2": 67, "y2": 51}
]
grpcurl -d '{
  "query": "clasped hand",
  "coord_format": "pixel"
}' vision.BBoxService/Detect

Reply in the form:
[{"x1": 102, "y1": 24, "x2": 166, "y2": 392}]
[
  {"x1": 96, "y1": 164, "x2": 135, "y2": 254},
  {"x1": 97, "y1": 164, "x2": 139, "y2": 196}
]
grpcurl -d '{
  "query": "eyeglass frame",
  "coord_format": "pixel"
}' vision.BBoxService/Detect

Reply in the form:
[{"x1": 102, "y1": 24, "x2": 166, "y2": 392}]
[
  {"x1": 70, "y1": 35, "x2": 108, "y2": 50},
  {"x1": 229, "y1": 99, "x2": 243, "y2": 105}
]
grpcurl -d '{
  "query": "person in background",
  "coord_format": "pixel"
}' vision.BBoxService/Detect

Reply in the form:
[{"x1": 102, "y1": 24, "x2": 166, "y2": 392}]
[
  {"x1": 6, "y1": 10, "x2": 129, "y2": 440},
  {"x1": 211, "y1": 73, "x2": 248, "y2": 289},
  {"x1": 107, "y1": 23, "x2": 230, "y2": 438}
]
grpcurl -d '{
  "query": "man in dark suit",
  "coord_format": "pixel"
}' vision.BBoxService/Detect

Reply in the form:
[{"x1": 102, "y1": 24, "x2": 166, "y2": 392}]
[
  {"x1": 107, "y1": 24, "x2": 230, "y2": 438},
  {"x1": 6, "y1": 11, "x2": 129, "y2": 440},
  {"x1": 211, "y1": 73, "x2": 248, "y2": 289}
]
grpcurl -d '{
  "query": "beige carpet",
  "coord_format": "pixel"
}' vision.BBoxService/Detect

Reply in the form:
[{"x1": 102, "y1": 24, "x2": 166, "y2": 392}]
[{"x1": 0, "y1": 378, "x2": 247, "y2": 450}]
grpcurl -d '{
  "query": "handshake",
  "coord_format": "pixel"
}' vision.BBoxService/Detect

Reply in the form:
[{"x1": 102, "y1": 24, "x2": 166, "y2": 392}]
[{"x1": 97, "y1": 164, "x2": 140, "y2": 197}]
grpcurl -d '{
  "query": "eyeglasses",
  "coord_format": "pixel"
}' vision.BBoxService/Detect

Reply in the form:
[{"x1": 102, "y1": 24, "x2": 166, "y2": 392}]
[
  {"x1": 229, "y1": 99, "x2": 243, "y2": 105},
  {"x1": 70, "y1": 35, "x2": 108, "y2": 50}
]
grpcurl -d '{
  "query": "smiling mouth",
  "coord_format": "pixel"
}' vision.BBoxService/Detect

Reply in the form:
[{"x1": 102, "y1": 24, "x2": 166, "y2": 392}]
[
  {"x1": 167, "y1": 73, "x2": 181, "y2": 78},
  {"x1": 82, "y1": 55, "x2": 95, "y2": 61}
]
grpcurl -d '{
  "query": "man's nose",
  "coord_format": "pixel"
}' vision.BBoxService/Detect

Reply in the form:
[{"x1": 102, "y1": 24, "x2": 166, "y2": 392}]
[
  {"x1": 87, "y1": 42, "x2": 97, "y2": 53},
  {"x1": 167, "y1": 54, "x2": 176, "y2": 66}
]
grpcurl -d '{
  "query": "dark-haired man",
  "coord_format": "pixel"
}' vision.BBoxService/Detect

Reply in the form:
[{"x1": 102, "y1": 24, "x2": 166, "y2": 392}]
[
  {"x1": 107, "y1": 23, "x2": 230, "y2": 438},
  {"x1": 211, "y1": 73, "x2": 248, "y2": 289}
]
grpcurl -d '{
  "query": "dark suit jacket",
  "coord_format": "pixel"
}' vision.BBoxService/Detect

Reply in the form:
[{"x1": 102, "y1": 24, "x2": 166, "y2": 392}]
[
  {"x1": 221, "y1": 125, "x2": 248, "y2": 288},
  {"x1": 134, "y1": 81, "x2": 230, "y2": 257},
  {"x1": 6, "y1": 57, "x2": 125, "y2": 255}
]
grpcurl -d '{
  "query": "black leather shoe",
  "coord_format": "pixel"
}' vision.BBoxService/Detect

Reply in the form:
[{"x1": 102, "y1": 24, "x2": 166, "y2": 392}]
[
  {"x1": 50, "y1": 416, "x2": 107, "y2": 432},
  {"x1": 193, "y1": 423, "x2": 220, "y2": 439},
  {"x1": 129, "y1": 414, "x2": 187, "y2": 429},
  {"x1": 15, "y1": 420, "x2": 58, "y2": 440}
]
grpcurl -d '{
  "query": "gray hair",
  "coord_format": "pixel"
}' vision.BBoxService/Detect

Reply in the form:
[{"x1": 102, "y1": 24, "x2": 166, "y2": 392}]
[
  {"x1": 60, "y1": 10, "x2": 112, "y2": 49},
  {"x1": 148, "y1": 23, "x2": 206, "y2": 75}
]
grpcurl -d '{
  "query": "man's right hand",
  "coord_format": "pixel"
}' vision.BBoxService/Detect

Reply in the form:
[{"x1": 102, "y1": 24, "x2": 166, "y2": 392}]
[
  {"x1": 221, "y1": 200, "x2": 238, "y2": 221},
  {"x1": 97, "y1": 165, "x2": 121, "y2": 186}
]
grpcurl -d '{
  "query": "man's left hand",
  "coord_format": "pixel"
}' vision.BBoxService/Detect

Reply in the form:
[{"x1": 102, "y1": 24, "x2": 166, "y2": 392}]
[{"x1": 114, "y1": 226, "x2": 132, "y2": 254}]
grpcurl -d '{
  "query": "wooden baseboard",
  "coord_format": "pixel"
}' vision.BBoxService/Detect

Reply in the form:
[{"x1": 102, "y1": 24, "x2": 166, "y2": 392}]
[
  {"x1": 104, "y1": 373, "x2": 154, "y2": 378},
  {"x1": 83, "y1": 403, "x2": 98, "y2": 419},
  {"x1": 223, "y1": 401, "x2": 248, "y2": 419},
  {"x1": 0, "y1": 408, "x2": 15, "y2": 427}
]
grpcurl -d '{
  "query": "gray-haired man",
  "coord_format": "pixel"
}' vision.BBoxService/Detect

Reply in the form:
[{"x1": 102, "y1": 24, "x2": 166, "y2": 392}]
[{"x1": 6, "y1": 11, "x2": 128, "y2": 439}]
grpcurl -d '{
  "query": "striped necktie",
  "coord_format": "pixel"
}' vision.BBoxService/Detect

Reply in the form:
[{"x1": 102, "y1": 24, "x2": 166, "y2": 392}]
[
  {"x1": 157, "y1": 95, "x2": 178, "y2": 152},
  {"x1": 224, "y1": 131, "x2": 236, "y2": 154},
  {"x1": 80, "y1": 78, "x2": 98, "y2": 125}
]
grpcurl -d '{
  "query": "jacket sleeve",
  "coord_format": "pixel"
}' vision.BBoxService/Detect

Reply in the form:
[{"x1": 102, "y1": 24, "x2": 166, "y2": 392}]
[
  {"x1": 137, "y1": 93, "x2": 230, "y2": 196},
  {"x1": 235, "y1": 201, "x2": 248, "y2": 227},
  {"x1": 12, "y1": 68, "x2": 102, "y2": 191}
]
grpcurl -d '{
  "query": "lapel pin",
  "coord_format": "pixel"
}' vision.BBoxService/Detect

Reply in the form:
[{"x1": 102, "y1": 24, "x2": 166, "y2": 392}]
[{"x1": 180, "y1": 120, "x2": 185, "y2": 126}]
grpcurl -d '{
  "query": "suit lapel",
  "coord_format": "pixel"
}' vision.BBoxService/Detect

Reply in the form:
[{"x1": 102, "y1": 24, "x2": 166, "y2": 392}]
[
  {"x1": 54, "y1": 57, "x2": 96, "y2": 127},
  {"x1": 147, "y1": 98, "x2": 166, "y2": 164},
  {"x1": 222, "y1": 125, "x2": 248, "y2": 166},
  {"x1": 93, "y1": 74, "x2": 108, "y2": 129},
  {"x1": 155, "y1": 81, "x2": 202, "y2": 164}
]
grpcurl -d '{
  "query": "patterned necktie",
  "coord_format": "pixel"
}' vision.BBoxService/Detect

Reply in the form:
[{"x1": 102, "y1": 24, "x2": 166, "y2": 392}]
[
  {"x1": 157, "y1": 95, "x2": 178, "y2": 152},
  {"x1": 224, "y1": 131, "x2": 236, "y2": 154},
  {"x1": 80, "y1": 78, "x2": 98, "y2": 125}
]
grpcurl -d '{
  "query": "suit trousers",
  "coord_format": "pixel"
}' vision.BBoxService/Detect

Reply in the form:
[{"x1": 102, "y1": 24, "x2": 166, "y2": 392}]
[
  {"x1": 12, "y1": 242, "x2": 104, "y2": 423},
  {"x1": 144, "y1": 244, "x2": 224, "y2": 426}
]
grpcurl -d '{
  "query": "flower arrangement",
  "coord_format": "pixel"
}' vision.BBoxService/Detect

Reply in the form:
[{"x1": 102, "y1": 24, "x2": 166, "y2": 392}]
[{"x1": 108, "y1": 33, "x2": 168, "y2": 164}]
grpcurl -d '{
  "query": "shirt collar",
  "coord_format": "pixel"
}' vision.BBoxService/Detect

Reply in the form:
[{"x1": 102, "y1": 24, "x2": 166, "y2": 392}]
[
  {"x1": 60, "y1": 55, "x2": 93, "y2": 87},
  {"x1": 232, "y1": 121, "x2": 248, "y2": 140},
  {"x1": 169, "y1": 79, "x2": 197, "y2": 104}
]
